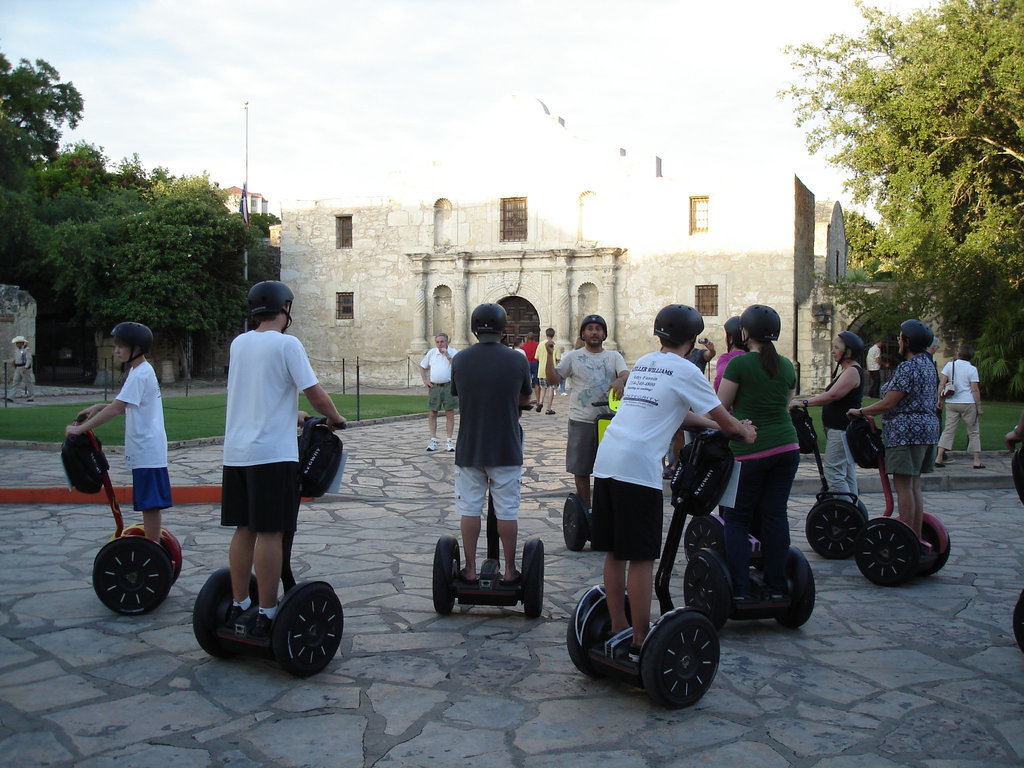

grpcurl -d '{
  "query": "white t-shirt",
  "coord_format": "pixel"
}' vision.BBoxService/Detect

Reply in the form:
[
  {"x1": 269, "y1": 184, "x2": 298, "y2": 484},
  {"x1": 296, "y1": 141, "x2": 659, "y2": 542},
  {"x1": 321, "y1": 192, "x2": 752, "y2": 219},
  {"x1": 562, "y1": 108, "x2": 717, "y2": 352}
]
[
  {"x1": 223, "y1": 330, "x2": 319, "y2": 466},
  {"x1": 419, "y1": 346, "x2": 457, "y2": 383},
  {"x1": 555, "y1": 347, "x2": 628, "y2": 422},
  {"x1": 116, "y1": 360, "x2": 168, "y2": 469},
  {"x1": 594, "y1": 350, "x2": 722, "y2": 490},
  {"x1": 940, "y1": 359, "x2": 980, "y2": 404}
]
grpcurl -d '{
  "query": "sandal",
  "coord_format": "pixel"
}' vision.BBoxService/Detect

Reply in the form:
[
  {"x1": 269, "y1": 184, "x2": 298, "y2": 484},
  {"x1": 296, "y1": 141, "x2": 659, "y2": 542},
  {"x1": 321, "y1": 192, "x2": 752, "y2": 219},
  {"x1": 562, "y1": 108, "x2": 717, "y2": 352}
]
[
  {"x1": 934, "y1": 461, "x2": 945, "y2": 467},
  {"x1": 973, "y1": 464, "x2": 986, "y2": 469},
  {"x1": 500, "y1": 570, "x2": 521, "y2": 586},
  {"x1": 457, "y1": 568, "x2": 478, "y2": 584}
]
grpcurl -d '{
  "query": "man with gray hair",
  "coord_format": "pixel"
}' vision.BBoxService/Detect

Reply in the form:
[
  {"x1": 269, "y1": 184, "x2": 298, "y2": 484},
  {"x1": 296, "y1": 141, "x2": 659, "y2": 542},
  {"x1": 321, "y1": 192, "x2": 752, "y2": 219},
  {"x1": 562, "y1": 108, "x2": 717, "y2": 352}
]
[{"x1": 420, "y1": 333, "x2": 459, "y2": 452}]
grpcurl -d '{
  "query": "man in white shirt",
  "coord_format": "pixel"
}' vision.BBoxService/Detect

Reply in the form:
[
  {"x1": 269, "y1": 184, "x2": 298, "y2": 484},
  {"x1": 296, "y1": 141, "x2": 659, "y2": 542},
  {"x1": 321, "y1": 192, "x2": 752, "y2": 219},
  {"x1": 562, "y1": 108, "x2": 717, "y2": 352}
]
[{"x1": 419, "y1": 333, "x2": 459, "y2": 452}]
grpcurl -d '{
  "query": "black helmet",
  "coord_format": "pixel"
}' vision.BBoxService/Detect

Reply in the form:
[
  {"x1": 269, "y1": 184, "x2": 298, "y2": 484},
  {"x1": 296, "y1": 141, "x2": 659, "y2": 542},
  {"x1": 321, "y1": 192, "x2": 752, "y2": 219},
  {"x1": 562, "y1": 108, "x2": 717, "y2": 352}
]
[
  {"x1": 471, "y1": 303, "x2": 507, "y2": 340},
  {"x1": 740, "y1": 305, "x2": 781, "y2": 342},
  {"x1": 579, "y1": 314, "x2": 608, "y2": 340},
  {"x1": 837, "y1": 331, "x2": 865, "y2": 360},
  {"x1": 111, "y1": 322, "x2": 153, "y2": 355},
  {"x1": 900, "y1": 319, "x2": 933, "y2": 354},
  {"x1": 248, "y1": 281, "x2": 294, "y2": 316},
  {"x1": 653, "y1": 305, "x2": 704, "y2": 346},
  {"x1": 724, "y1": 315, "x2": 746, "y2": 350}
]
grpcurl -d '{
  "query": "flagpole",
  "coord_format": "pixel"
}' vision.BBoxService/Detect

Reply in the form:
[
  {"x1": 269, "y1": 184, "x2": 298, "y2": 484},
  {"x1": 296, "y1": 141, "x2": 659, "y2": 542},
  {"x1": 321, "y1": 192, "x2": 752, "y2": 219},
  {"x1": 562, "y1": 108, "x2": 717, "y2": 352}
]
[{"x1": 243, "y1": 100, "x2": 249, "y2": 281}]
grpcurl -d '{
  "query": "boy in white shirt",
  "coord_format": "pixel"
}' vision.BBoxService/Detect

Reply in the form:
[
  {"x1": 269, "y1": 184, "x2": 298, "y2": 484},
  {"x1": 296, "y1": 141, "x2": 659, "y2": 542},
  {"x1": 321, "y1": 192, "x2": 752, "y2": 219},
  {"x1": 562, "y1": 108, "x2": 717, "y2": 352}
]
[{"x1": 66, "y1": 322, "x2": 170, "y2": 542}]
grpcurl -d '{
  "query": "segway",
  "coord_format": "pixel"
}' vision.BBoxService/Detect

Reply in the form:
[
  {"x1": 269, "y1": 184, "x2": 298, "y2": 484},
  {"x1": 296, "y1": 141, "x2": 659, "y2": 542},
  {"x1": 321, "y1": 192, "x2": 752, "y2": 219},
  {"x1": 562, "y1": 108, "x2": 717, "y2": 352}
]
[
  {"x1": 192, "y1": 419, "x2": 345, "y2": 677},
  {"x1": 849, "y1": 415, "x2": 951, "y2": 587},
  {"x1": 1006, "y1": 440, "x2": 1024, "y2": 653},
  {"x1": 433, "y1": 494, "x2": 545, "y2": 618},
  {"x1": 677, "y1": 440, "x2": 816, "y2": 632},
  {"x1": 567, "y1": 428, "x2": 730, "y2": 708},
  {"x1": 792, "y1": 406, "x2": 869, "y2": 559},
  {"x1": 62, "y1": 427, "x2": 183, "y2": 615},
  {"x1": 563, "y1": 390, "x2": 619, "y2": 551}
]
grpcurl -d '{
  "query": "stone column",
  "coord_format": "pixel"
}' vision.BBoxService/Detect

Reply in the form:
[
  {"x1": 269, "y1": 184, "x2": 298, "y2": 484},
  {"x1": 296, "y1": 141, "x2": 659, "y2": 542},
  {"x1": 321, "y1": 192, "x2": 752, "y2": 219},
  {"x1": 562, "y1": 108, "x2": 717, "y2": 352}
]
[
  {"x1": 556, "y1": 251, "x2": 574, "y2": 352},
  {"x1": 452, "y1": 253, "x2": 471, "y2": 348},
  {"x1": 408, "y1": 256, "x2": 429, "y2": 355},
  {"x1": 598, "y1": 249, "x2": 621, "y2": 350}
]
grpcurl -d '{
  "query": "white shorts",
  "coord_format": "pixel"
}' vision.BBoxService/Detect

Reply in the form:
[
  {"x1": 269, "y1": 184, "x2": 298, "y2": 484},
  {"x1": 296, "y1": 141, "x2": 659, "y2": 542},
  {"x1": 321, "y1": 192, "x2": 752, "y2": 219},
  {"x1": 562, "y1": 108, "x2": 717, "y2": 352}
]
[{"x1": 455, "y1": 465, "x2": 521, "y2": 521}]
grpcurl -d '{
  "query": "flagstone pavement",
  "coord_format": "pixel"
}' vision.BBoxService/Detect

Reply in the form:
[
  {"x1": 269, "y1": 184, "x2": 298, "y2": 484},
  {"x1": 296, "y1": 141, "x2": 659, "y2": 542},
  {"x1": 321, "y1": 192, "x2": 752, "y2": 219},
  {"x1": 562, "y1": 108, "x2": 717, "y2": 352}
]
[{"x1": 0, "y1": 385, "x2": 1022, "y2": 767}]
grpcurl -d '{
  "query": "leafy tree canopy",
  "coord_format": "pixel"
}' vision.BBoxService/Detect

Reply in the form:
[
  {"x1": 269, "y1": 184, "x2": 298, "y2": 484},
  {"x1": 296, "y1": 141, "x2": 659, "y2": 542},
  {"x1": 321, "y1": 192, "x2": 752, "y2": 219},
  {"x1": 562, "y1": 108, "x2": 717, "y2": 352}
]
[
  {"x1": 784, "y1": 0, "x2": 1024, "y2": 394},
  {"x1": 0, "y1": 51, "x2": 83, "y2": 189}
]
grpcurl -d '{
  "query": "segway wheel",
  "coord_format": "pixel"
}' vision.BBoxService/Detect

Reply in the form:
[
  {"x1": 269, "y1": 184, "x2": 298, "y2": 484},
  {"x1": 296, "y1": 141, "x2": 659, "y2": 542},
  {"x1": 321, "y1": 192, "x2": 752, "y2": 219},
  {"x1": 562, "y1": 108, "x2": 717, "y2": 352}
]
[
  {"x1": 640, "y1": 609, "x2": 720, "y2": 709},
  {"x1": 1013, "y1": 589, "x2": 1024, "y2": 654},
  {"x1": 93, "y1": 537, "x2": 172, "y2": 615},
  {"x1": 121, "y1": 524, "x2": 183, "y2": 582},
  {"x1": 804, "y1": 498, "x2": 866, "y2": 560},
  {"x1": 193, "y1": 568, "x2": 258, "y2": 658},
  {"x1": 918, "y1": 513, "x2": 950, "y2": 577},
  {"x1": 271, "y1": 581, "x2": 344, "y2": 677},
  {"x1": 777, "y1": 547, "x2": 815, "y2": 629},
  {"x1": 682, "y1": 549, "x2": 732, "y2": 630},
  {"x1": 683, "y1": 515, "x2": 725, "y2": 561},
  {"x1": 562, "y1": 493, "x2": 589, "y2": 551},
  {"x1": 566, "y1": 586, "x2": 616, "y2": 678},
  {"x1": 854, "y1": 518, "x2": 920, "y2": 586},
  {"x1": 432, "y1": 535, "x2": 460, "y2": 615},
  {"x1": 521, "y1": 538, "x2": 545, "y2": 618}
]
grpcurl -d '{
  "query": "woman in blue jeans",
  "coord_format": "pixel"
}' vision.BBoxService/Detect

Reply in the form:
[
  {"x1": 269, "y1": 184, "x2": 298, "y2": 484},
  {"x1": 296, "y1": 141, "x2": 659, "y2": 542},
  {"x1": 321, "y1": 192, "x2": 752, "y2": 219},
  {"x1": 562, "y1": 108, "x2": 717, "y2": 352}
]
[{"x1": 716, "y1": 305, "x2": 799, "y2": 600}]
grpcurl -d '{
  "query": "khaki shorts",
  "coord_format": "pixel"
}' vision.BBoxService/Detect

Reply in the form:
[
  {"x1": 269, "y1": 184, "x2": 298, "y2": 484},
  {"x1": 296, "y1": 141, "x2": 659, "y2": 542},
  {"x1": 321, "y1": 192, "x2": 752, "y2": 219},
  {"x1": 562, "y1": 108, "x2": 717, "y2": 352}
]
[
  {"x1": 427, "y1": 382, "x2": 459, "y2": 412},
  {"x1": 884, "y1": 443, "x2": 937, "y2": 476}
]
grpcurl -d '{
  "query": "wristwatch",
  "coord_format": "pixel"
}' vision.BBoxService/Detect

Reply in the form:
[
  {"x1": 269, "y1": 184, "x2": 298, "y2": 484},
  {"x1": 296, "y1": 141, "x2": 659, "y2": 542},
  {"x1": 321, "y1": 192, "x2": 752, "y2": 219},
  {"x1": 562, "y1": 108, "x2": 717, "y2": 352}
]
[{"x1": 802, "y1": 399, "x2": 808, "y2": 407}]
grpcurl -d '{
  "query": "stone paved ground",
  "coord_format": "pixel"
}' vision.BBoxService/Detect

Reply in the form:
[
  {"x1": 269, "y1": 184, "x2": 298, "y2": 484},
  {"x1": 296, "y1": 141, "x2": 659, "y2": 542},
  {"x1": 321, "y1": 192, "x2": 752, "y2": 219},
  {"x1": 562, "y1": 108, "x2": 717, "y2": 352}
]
[{"x1": 1, "y1": 387, "x2": 1023, "y2": 767}]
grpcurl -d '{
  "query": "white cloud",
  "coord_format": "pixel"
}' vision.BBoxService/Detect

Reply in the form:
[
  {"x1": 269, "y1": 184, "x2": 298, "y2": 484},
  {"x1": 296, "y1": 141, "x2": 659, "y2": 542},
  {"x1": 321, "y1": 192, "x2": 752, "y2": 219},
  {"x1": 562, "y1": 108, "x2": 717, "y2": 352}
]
[{"x1": 3, "y1": 0, "x2": 935, "y2": 214}]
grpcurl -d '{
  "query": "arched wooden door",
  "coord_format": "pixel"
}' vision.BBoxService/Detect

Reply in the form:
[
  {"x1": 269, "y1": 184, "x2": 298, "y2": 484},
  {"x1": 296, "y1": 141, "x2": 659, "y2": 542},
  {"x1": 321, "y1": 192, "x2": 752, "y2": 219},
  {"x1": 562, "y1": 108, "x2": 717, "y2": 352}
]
[{"x1": 498, "y1": 296, "x2": 540, "y2": 348}]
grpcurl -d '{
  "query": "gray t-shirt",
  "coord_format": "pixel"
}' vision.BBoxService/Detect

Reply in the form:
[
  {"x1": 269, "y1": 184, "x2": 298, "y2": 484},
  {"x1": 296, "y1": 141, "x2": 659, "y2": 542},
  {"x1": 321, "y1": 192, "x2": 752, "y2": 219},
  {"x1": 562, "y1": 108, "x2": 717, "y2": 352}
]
[{"x1": 555, "y1": 347, "x2": 628, "y2": 422}]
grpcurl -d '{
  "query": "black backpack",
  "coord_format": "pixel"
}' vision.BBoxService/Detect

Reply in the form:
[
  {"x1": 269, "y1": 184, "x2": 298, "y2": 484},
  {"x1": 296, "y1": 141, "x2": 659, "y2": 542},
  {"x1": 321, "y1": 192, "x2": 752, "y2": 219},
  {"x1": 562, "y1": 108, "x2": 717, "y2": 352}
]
[
  {"x1": 790, "y1": 407, "x2": 819, "y2": 454},
  {"x1": 670, "y1": 429, "x2": 735, "y2": 515},
  {"x1": 61, "y1": 431, "x2": 109, "y2": 494},
  {"x1": 298, "y1": 417, "x2": 343, "y2": 497},
  {"x1": 846, "y1": 417, "x2": 885, "y2": 469}
]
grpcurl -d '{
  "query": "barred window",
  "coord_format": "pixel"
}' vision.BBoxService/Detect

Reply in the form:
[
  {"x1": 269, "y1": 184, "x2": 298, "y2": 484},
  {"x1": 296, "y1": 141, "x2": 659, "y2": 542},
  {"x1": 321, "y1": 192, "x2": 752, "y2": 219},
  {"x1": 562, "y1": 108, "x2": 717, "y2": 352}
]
[
  {"x1": 336, "y1": 291, "x2": 354, "y2": 319},
  {"x1": 335, "y1": 215, "x2": 353, "y2": 249},
  {"x1": 689, "y1": 196, "x2": 709, "y2": 235},
  {"x1": 695, "y1": 285, "x2": 718, "y2": 316},
  {"x1": 500, "y1": 197, "x2": 528, "y2": 242}
]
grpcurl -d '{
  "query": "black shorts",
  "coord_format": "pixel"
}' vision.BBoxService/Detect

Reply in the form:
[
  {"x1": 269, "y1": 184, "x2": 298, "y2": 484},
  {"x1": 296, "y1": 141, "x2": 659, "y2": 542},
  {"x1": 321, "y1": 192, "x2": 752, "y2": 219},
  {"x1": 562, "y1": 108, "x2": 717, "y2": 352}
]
[
  {"x1": 221, "y1": 462, "x2": 300, "y2": 533},
  {"x1": 590, "y1": 476, "x2": 663, "y2": 561}
]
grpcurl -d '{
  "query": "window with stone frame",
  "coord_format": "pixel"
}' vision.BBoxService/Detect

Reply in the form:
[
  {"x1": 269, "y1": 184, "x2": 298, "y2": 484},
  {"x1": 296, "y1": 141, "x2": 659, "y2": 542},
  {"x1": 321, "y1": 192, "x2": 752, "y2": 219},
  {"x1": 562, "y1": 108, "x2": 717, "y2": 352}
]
[
  {"x1": 500, "y1": 197, "x2": 528, "y2": 242},
  {"x1": 689, "y1": 196, "x2": 709, "y2": 235},
  {"x1": 695, "y1": 285, "x2": 718, "y2": 316},
  {"x1": 335, "y1": 215, "x2": 353, "y2": 249},
  {"x1": 336, "y1": 291, "x2": 354, "y2": 320}
]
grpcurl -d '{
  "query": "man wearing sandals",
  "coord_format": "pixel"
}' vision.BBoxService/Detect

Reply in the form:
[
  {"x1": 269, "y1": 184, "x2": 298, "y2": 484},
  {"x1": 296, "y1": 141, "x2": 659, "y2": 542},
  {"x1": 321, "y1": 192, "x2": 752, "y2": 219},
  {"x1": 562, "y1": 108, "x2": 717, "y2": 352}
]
[{"x1": 450, "y1": 304, "x2": 533, "y2": 584}]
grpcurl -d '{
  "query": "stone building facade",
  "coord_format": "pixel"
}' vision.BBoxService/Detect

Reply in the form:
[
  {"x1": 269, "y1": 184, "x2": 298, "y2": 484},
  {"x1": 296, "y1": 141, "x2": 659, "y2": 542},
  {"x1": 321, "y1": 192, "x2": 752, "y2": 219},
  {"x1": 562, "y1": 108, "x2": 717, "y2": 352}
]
[{"x1": 280, "y1": 99, "x2": 847, "y2": 393}]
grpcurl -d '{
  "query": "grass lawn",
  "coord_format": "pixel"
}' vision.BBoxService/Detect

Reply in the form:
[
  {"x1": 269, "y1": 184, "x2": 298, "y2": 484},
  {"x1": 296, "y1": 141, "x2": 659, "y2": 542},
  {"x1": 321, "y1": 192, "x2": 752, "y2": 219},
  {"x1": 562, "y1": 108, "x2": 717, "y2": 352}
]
[
  {"x1": 801, "y1": 398, "x2": 1022, "y2": 454},
  {"x1": 0, "y1": 393, "x2": 428, "y2": 445}
]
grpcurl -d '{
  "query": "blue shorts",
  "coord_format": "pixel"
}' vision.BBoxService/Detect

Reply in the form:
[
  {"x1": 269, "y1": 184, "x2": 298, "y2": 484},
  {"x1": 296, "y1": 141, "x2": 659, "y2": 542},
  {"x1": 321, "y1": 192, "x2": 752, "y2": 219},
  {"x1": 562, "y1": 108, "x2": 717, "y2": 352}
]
[{"x1": 132, "y1": 467, "x2": 172, "y2": 511}]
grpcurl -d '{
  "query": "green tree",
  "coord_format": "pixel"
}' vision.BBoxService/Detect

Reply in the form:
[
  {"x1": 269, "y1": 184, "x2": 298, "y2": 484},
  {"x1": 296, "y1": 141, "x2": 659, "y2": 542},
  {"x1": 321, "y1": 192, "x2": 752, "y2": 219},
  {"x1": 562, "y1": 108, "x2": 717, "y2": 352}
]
[
  {"x1": 784, "y1": 0, "x2": 1024, "y2": 366},
  {"x1": 0, "y1": 52, "x2": 83, "y2": 189}
]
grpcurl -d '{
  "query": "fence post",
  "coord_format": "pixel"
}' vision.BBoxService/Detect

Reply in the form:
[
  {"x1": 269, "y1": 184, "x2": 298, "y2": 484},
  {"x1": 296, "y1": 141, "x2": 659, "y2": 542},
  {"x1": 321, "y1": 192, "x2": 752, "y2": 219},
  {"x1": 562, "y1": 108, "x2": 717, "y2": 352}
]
[
  {"x1": 342, "y1": 358, "x2": 346, "y2": 395},
  {"x1": 355, "y1": 357, "x2": 360, "y2": 421},
  {"x1": 3, "y1": 362, "x2": 7, "y2": 407}
]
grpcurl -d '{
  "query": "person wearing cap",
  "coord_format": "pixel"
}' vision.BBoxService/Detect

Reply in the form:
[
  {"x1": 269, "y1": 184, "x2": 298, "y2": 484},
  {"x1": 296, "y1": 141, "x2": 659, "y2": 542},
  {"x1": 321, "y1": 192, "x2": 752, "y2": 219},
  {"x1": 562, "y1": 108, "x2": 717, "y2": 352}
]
[
  {"x1": 789, "y1": 331, "x2": 866, "y2": 497},
  {"x1": 10, "y1": 336, "x2": 35, "y2": 401},
  {"x1": 220, "y1": 281, "x2": 346, "y2": 638},
  {"x1": 66, "y1": 323, "x2": 171, "y2": 542},
  {"x1": 717, "y1": 304, "x2": 799, "y2": 602},
  {"x1": 592, "y1": 305, "x2": 755, "y2": 660},
  {"x1": 544, "y1": 314, "x2": 628, "y2": 514},
  {"x1": 848, "y1": 320, "x2": 940, "y2": 539}
]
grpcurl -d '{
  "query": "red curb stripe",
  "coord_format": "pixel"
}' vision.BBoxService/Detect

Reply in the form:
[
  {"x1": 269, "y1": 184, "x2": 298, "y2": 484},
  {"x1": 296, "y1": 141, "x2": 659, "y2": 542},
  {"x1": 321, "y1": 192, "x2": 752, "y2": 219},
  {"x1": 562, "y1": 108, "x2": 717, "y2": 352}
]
[{"x1": 0, "y1": 486, "x2": 223, "y2": 504}]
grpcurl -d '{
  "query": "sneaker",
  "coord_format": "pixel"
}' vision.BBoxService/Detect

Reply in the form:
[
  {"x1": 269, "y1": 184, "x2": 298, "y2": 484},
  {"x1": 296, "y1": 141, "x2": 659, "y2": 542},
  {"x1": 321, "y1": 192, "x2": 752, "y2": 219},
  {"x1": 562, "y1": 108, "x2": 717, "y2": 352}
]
[
  {"x1": 225, "y1": 603, "x2": 245, "y2": 624},
  {"x1": 250, "y1": 612, "x2": 272, "y2": 639},
  {"x1": 627, "y1": 643, "x2": 642, "y2": 663},
  {"x1": 446, "y1": 438, "x2": 455, "y2": 452},
  {"x1": 427, "y1": 438, "x2": 438, "y2": 452}
]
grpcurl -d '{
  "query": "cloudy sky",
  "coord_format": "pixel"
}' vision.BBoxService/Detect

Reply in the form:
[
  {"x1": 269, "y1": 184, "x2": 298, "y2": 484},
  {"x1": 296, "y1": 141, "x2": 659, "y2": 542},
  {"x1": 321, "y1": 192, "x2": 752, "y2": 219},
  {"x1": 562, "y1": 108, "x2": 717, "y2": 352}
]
[{"x1": 3, "y1": 0, "x2": 934, "y2": 214}]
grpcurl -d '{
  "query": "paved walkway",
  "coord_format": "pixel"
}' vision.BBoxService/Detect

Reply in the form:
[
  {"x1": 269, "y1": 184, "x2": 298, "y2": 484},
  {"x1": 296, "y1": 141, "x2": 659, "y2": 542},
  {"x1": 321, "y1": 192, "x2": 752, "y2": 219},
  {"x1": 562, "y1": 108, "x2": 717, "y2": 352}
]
[{"x1": 1, "y1": 387, "x2": 1023, "y2": 767}]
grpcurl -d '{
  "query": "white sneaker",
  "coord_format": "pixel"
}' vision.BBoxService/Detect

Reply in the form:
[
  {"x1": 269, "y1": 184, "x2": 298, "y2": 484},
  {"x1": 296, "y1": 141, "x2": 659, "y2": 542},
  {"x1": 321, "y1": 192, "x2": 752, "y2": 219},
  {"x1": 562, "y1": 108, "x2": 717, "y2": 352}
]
[
  {"x1": 446, "y1": 438, "x2": 455, "y2": 452},
  {"x1": 427, "y1": 438, "x2": 438, "y2": 452}
]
